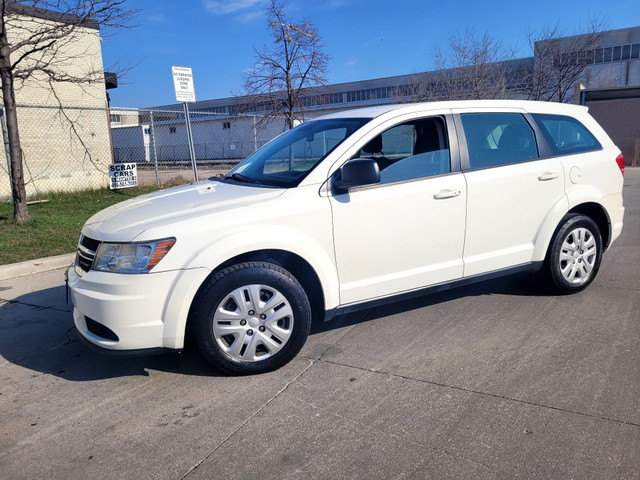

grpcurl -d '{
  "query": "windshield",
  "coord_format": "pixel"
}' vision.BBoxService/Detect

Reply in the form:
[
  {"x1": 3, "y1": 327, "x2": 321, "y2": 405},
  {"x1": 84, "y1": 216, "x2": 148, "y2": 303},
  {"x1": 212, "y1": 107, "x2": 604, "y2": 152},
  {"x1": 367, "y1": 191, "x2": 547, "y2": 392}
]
[{"x1": 224, "y1": 118, "x2": 370, "y2": 188}]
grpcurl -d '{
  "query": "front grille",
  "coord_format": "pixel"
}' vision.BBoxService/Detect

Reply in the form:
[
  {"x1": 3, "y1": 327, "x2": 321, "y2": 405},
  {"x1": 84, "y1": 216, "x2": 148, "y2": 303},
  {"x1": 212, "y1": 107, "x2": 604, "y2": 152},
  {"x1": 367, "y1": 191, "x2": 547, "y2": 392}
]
[
  {"x1": 75, "y1": 235, "x2": 99, "y2": 275},
  {"x1": 85, "y1": 317, "x2": 119, "y2": 342},
  {"x1": 81, "y1": 235, "x2": 101, "y2": 251}
]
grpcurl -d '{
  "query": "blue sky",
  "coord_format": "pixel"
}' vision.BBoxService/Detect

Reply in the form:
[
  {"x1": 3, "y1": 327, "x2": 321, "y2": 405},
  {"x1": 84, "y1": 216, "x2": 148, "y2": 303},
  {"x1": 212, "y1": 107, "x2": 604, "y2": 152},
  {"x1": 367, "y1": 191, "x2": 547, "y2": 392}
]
[{"x1": 101, "y1": 0, "x2": 638, "y2": 107}]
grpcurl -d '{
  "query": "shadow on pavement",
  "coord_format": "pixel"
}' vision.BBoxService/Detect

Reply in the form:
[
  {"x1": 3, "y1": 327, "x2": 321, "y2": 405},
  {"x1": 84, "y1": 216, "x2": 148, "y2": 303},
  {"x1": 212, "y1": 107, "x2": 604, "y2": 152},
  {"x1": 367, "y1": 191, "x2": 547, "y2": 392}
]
[
  {"x1": 1, "y1": 270, "x2": 545, "y2": 381},
  {"x1": 311, "y1": 270, "x2": 545, "y2": 335}
]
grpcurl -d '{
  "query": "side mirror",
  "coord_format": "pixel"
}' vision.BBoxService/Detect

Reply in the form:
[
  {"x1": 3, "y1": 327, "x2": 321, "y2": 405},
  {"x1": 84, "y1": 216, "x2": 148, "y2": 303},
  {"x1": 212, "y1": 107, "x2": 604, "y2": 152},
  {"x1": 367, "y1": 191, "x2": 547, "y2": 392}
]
[{"x1": 333, "y1": 158, "x2": 380, "y2": 194}]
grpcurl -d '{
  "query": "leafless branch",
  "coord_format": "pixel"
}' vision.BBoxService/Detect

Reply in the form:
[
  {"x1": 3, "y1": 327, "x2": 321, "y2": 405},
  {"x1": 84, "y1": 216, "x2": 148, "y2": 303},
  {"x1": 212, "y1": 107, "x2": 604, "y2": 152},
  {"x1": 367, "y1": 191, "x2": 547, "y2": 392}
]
[
  {"x1": 240, "y1": 0, "x2": 329, "y2": 128},
  {"x1": 397, "y1": 29, "x2": 516, "y2": 103},
  {"x1": 0, "y1": 0, "x2": 138, "y2": 222},
  {"x1": 524, "y1": 17, "x2": 608, "y2": 102}
]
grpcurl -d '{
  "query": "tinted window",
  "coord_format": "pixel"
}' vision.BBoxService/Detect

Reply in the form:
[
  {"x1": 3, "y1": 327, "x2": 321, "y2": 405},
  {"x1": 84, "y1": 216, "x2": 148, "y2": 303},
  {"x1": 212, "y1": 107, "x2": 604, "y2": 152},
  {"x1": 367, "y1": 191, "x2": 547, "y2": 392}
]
[
  {"x1": 356, "y1": 117, "x2": 450, "y2": 184},
  {"x1": 532, "y1": 113, "x2": 601, "y2": 155},
  {"x1": 227, "y1": 118, "x2": 370, "y2": 188},
  {"x1": 263, "y1": 126, "x2": 349, "y2": 174},
  {"x1": 461, "y1": 113, "x2": 538, "y2": 169}
]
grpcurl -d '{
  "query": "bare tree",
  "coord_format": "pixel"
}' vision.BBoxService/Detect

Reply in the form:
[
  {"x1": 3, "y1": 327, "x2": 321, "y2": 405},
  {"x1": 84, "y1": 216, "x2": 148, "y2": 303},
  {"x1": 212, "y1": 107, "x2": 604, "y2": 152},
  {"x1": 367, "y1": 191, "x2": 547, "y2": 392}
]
[
  {"x1": 0, "y1": 0, "x2": 136, "y2": 223},
  {"x1": 242, "y1": 0, "x2": 329, "y2": 129},
  {"x1": 525, "y1": 19, "x2": 607, "y2": 103},
  {"x1": 398, "y1": 29, "x2": 516, "y2": 103}
]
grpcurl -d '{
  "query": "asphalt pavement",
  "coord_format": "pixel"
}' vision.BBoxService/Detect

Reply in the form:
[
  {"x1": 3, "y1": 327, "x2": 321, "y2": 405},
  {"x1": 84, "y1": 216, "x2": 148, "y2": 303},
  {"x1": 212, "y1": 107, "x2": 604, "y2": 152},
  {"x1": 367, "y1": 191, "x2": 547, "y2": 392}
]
[{"x1": 1, "y1": 169, "x2": 638, "y2": 479}]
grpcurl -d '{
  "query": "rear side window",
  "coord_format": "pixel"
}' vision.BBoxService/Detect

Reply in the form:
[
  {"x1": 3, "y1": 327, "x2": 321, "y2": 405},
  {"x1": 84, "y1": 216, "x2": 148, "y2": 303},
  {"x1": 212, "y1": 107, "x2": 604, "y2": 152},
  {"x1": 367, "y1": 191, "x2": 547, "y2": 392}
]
[
  {"x1": 461, "y1": 113, "x2": 539, "y2": 169},
  {"x1": 532, "y1": 114, "x2": 601, "y2": 155}
]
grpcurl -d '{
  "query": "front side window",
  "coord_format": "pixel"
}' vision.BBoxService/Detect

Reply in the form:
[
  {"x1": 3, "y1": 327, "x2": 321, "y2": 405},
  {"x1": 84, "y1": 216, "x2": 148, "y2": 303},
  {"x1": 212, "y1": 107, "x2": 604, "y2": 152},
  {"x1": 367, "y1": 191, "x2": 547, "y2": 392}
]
[
  {"x1": 461, "y1": 113, "x2": 538, "y2": 169},
  {"x1": 355, "y1": 116, "x2": 450, "y2": 184},
  {"x1": 532, "y1": 113, "x2": 601, "y2": 155},
  {"x1": 225, "y1": 118, "x2": 370, "y2": 188}
]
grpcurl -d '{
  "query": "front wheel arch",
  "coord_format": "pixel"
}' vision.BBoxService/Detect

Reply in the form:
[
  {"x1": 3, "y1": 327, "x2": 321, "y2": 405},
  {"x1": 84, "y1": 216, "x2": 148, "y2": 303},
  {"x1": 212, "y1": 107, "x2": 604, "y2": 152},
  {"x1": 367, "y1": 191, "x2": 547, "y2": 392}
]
[{"x1": 214, "y1": 249, "x2": 325, "y2": 321}]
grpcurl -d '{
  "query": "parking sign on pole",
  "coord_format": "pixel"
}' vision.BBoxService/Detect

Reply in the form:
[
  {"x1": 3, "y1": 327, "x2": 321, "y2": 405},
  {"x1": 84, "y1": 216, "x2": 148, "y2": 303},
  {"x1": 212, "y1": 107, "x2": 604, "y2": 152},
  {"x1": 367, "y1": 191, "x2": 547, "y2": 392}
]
[{"x1": 171, "y1": 66, "x2": 198, "y2": 181}]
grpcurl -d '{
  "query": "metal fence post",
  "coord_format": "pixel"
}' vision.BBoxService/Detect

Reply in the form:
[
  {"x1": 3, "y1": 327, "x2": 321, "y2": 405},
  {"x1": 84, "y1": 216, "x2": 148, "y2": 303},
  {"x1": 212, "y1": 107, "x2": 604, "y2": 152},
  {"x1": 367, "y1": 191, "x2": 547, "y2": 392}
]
[
  {"x1": 149, "y1": 110, "x2": 160, "y2": 186},
  {"x1": 253, "y1": 115, "x2": 258, "y2": 153},
  {"x1": 0, "y1": 108, "x2": 11, "y2": 180}
]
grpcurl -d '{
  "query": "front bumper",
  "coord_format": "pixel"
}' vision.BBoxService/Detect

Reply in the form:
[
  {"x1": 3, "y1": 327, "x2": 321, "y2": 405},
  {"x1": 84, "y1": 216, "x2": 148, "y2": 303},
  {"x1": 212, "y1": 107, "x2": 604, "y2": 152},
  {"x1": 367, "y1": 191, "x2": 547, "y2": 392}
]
[
  {"x1": 68, "y1": 265, "x2": 204, "y2": 352},
  {"x1": 75, "y1": 330, "x2": 179, "y2": 356}
]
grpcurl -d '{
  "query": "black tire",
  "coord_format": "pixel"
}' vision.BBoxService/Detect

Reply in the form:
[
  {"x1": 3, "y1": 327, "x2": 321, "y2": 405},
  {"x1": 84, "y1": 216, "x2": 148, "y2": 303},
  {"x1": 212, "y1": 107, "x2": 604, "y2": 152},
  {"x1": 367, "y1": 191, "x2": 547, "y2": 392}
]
[
  {"x1": 542, "y1": 213, "x2": 603, "y2": 294},
  {"x1": 192, "y1": 261, "x2": 311, "y2": 375}
]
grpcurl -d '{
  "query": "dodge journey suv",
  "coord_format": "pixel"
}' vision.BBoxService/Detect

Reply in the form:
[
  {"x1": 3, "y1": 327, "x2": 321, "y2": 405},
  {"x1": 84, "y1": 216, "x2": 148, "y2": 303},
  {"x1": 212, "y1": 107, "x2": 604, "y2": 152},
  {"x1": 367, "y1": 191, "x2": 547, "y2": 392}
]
[{"x1": 68, "y1": 100, "x2": 625, "y2": 374}]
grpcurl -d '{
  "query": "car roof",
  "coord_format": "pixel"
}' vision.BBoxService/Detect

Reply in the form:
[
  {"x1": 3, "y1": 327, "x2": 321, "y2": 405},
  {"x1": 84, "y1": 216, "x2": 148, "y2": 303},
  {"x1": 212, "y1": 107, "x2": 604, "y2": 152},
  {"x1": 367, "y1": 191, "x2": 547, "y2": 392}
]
[{"x1": 314, "y1": 100, "x2": 589, "y2": 120}]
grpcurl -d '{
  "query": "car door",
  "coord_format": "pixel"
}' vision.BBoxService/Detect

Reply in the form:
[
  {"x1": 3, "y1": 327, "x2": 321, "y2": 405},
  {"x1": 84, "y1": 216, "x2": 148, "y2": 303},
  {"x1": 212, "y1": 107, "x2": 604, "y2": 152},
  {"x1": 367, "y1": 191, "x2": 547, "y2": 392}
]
[
  {"x1": 455, "y1": 109, "x2": 566, "y2": 277},
  {"x1": 329, "y1": 114, "x2": 467, "y2": 305}
]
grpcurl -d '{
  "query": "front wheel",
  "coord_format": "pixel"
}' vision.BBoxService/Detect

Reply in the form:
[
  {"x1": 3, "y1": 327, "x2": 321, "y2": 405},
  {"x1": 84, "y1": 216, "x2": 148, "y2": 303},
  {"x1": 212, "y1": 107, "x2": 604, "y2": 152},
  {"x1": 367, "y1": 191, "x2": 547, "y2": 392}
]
[
  {"x1": 543, "y1": 214, "x2": 603, "y2": 294},
  {"x1": 192, "y1": 261, "x2": 311, "y2": 375}
]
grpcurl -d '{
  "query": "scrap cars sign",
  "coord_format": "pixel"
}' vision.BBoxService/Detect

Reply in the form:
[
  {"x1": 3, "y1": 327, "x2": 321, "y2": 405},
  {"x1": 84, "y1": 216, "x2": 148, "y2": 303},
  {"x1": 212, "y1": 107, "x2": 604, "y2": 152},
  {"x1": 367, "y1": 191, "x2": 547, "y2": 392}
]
[{"x1": 109, "y1": 162, "x2": 138, "y2": 189}]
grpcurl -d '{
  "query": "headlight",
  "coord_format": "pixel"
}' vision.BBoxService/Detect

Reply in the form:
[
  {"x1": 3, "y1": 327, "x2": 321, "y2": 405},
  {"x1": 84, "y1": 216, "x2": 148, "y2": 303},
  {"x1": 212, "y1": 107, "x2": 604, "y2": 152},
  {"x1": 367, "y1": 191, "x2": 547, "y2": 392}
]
[{"x1": 93, "y1": 238, "x2": 175, "y2": 274}]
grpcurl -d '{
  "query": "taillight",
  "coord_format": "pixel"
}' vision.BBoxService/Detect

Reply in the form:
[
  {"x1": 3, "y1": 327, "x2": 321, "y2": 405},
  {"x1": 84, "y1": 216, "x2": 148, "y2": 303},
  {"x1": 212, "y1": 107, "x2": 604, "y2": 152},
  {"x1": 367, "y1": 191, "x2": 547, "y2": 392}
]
[{"x1": 616, "y1": 153, "x2": 625, "y2": 177}]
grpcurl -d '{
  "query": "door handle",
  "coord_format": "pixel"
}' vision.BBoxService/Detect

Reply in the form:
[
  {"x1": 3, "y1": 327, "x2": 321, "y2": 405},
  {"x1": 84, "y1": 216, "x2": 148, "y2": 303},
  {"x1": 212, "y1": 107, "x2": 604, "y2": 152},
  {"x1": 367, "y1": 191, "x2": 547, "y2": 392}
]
[
  {"x1": 538, "y1": 171, "x2": 559, "y2": 181},
  {"x1": 433, "y1": 189, "x2": 461, "y2": 199}
]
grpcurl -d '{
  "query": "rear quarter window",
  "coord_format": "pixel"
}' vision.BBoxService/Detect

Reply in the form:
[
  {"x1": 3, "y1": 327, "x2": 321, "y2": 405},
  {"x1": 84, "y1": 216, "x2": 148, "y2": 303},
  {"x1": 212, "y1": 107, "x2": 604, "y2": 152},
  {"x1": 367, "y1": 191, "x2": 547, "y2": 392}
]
[{"x1": 532, "y1": 113, "x2": 601, "y2": 155}]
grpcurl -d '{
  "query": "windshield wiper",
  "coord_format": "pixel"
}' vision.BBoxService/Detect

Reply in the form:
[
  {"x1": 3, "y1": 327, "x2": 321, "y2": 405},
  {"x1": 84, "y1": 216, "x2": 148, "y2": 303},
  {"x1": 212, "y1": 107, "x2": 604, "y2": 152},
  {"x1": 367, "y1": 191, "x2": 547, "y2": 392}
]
[{"x1": 223, "y1": 172, "x2": 260, "y2": 185}]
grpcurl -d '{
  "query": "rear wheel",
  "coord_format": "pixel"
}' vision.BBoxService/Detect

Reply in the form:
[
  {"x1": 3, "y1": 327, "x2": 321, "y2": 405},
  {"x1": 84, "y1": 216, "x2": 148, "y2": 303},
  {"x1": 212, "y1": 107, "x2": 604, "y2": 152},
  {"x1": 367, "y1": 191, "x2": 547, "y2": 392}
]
[
  {"x1": 193, "y1": 261, "x2": 311, "y2": 375},
  {"x1": 544, "y1": 214, "x2": 603, "y2": 294}
]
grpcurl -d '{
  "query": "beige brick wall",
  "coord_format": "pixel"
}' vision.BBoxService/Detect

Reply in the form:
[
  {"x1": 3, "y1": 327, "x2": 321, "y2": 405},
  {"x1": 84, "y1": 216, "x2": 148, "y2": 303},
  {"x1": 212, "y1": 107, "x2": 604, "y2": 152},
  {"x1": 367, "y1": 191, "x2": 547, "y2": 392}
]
[{"x1": 0, "y1": 13, "x2": 112, "y2": 199}]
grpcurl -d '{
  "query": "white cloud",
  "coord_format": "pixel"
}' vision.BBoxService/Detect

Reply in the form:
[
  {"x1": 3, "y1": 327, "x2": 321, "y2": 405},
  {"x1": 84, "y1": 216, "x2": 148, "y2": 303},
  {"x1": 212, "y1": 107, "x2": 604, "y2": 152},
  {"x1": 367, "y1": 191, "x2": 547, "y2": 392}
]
[
  {"x1": 363, "y1": 37, "x2": 384, "y2": 48},
  {"x1": 147, "y1": 13, "x2": 167, "y2": 23},
  {"x1": 237, "y1": 9, "x2": 265, "y2": 23},
  {"x1": 202, "y1": 0, "x2": 266, "y2": 15},
  {"x1": 319, "y1": 0, "x2": 349, "y2": 9}
]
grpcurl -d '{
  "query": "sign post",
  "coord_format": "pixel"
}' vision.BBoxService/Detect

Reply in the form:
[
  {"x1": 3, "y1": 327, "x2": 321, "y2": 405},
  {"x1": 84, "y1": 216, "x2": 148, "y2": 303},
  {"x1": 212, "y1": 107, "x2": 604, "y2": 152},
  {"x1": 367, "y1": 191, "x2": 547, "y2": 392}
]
[{"x1": 171, "y1": 66, "x2": 199, "y2": 182}]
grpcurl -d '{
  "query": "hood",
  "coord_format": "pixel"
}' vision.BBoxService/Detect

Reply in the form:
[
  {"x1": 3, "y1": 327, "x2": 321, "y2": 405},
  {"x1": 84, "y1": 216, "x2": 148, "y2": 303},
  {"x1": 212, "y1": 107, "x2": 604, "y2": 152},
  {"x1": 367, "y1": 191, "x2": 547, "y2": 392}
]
[{"x1": 82, "y1": 180, "x2": 285, "y2": 242}]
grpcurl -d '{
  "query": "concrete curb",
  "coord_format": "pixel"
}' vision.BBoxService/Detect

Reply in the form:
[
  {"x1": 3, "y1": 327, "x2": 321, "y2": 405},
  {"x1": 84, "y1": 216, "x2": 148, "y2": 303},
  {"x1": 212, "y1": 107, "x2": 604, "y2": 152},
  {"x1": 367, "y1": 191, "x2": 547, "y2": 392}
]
[{"x1": 0, "y1": 252, "x2": 75, "y2": 280}]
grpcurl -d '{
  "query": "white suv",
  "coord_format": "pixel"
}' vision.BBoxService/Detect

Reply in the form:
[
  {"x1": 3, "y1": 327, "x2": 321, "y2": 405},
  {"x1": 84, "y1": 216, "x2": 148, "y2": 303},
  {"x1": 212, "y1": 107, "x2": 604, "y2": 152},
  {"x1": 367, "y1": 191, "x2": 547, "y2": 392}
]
[{"x1": 68, "y1": 100, "x2": 625, "y2": 374}]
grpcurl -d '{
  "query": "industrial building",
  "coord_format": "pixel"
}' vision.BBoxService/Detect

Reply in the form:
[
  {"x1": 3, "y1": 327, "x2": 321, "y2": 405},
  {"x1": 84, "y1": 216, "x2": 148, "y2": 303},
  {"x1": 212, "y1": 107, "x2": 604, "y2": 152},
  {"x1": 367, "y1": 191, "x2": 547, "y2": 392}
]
[
  {"x1": 0, "y1": 4, "x2": 114, "y2": 199},
  {"x1": 117, "y1": 25, "x2": 638, "y2": 167}
]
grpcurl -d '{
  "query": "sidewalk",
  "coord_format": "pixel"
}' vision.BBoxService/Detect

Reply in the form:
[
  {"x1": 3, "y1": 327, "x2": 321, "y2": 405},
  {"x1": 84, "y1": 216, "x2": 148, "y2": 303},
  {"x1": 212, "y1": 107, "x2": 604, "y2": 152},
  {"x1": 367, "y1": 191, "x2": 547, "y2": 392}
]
[{"x1": 0, "y1": 252, "x2": 75, "y2": 280}]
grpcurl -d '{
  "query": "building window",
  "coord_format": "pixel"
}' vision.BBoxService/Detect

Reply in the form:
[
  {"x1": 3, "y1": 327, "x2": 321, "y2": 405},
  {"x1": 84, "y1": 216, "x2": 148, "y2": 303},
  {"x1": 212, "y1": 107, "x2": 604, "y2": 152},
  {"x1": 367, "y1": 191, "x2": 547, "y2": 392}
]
[
  {"x1": 590, "y1": 42, "x2": 640, "y2": 65},
  {"x1": 613, "y1": 46, "x2": 622, "y2": 61},
  {"x1": 223, "y1": 122, "x2": 231, "y2": 129},
  {"x1": 594, "y1": 48, "x2": 603, "y2": 64},
  {"x1": 144, "y1": 127, "x2": 150, "y2": 135},
  {"x1": 110, "y1": 114, "x2": 122, "y2": 124},
  {"x1": 198, "y1": 106, "x2": 229, "y2": 115},
  {"x1": 169, "y1": 126, "x2": 176, "y2": 134},
  {"x1": 346, "y1": 89, "x2": 373, "y2": 103}
]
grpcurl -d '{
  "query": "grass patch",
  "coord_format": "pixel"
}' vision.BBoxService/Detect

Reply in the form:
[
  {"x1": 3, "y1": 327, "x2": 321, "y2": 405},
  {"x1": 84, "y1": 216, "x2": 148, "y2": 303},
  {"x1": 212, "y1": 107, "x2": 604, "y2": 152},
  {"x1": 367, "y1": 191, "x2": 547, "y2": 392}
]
[{"x1": 0, "y1": 185, "x2": 171, "y2": 266}]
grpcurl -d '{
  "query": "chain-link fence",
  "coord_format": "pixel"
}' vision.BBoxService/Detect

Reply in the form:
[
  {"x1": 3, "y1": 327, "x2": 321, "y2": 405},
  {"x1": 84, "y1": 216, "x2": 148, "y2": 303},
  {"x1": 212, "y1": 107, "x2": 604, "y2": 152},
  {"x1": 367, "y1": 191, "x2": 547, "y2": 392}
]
[
  {"x1": 110, "y1": 107, "x2": 287, "y2": 186},
  {"x1": 0, "y1": 104, "x2": 114, "y2": 200},
  {"x1": 0, "y1": 104, "x2": 287, "y2": 200}
]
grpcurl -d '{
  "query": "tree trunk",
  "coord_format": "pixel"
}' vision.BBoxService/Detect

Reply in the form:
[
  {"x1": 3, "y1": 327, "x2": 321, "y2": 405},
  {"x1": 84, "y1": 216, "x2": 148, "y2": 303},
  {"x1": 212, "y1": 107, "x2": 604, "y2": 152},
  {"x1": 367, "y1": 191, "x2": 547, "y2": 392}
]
[{"x1": 0, "y1": 15, "x2": 30, "y2": 222}]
